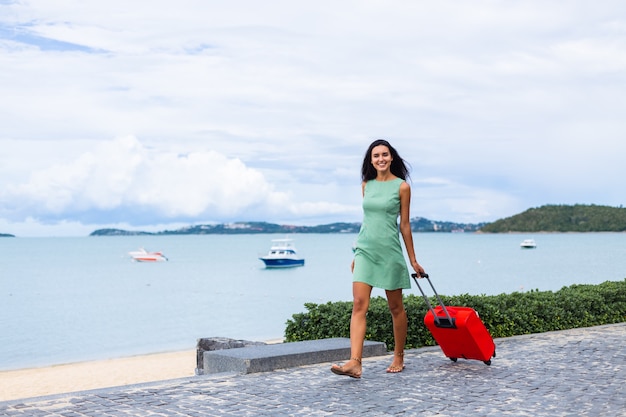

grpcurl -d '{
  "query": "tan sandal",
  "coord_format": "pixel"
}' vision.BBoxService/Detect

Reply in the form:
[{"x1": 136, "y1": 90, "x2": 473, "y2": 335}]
[
  {"x1": 330, "y1": 357, "x2": 362, "y2": 378},
  {"x1": 386, "y1": 352, "x2": 405, "y2": 373}
]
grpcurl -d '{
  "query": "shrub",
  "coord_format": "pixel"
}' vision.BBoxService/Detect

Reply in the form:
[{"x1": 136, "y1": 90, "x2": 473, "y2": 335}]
[{"x1": 284, "y1": 279, "x2": 626, "y2": 349}]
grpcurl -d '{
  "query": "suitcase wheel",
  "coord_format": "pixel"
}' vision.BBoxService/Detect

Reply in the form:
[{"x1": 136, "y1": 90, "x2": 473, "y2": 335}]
[
  {"x1": 484, "y1": 347, "x2": 495, "y2": 365},
  {"x1": 450, "y1": 358, "x2": 457, "y2": 362}
]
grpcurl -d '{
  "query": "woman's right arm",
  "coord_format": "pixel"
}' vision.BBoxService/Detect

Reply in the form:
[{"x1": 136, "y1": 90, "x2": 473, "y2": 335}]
[{"x1": 351, "y1": 182, "x2": 366, "y2": 273}]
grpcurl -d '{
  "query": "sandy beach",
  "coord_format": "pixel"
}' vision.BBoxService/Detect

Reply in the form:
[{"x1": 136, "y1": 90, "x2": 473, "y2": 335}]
[{"x1": 0, "y1": 350, "x2": 196, "y2": 402}]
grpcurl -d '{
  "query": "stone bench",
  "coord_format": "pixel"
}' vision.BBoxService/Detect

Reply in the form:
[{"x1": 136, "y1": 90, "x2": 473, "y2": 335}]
[{"x1": 197, "y1": 337, "x2": 387, "y2": 375}]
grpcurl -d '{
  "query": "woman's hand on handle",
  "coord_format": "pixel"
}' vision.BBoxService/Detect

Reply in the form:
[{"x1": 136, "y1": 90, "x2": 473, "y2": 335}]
[{"x1": 411, "y1": 260, "x2": 425, "y2": 277}]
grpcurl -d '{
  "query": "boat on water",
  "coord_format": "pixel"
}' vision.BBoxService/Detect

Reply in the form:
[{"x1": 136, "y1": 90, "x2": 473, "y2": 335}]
[
  {"x1": 129, "y1": 248, "x2": 168, "y2": 262},
  {"x1": 520, "y1": 239, "x2": 537, "y2": 249},
  {"x1": 259, "y1": 239, "x2": 305, "y2": 268}
]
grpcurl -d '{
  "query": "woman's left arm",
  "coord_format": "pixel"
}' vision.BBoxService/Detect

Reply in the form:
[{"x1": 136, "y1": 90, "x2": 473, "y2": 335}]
[{"x1": 399, "y1": 182, "x2": 425, "y2": 275}]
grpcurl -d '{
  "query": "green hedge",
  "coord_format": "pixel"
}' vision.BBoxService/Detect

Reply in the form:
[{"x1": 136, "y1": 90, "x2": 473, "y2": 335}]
[{"x1": 284, "y1": 279, "x2": 626, "y2": 350}]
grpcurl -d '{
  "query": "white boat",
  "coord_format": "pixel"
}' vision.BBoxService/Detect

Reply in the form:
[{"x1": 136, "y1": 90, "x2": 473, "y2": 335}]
[
  {"x1": 520, "y1": 239, "x2": 537, "y2": 249},
  {"x1": 259, "y1": 239, "x2": 305, "y2": 268},
  {"x1": 129, "y1": 248, "x2": 168, "y2": 262}
]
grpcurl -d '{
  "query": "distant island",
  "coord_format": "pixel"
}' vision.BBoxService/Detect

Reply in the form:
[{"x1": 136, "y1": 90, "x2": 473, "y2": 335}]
[
  {"x1": 91, "y1": 204, "x2": 626, "y2": 236},
  {"x1": 480, "y1": 204, "x2": 626, "y2": 233},
  {"x1": 90, "y1": 218, "x2": 485, "y2": 236},
  {"x1": 5, "y1": 204, "x2": 622, "y2": 238}
]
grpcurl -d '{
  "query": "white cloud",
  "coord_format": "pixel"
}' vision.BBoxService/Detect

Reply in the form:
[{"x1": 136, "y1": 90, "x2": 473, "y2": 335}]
[
  {"x1": 412, "y1": 177, "x2": 520, "y2": 224},
  {"x1": 1, "y1": 0, "x2": 626, "y2": 235},
  {"x1": 1, "y1": 136, "x2": 357, "y2": 227}
]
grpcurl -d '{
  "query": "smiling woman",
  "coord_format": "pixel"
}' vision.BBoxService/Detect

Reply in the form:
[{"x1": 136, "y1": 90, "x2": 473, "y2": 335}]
[{"x1": 331, "y1": 139, "x2": 426, "y2": 378}]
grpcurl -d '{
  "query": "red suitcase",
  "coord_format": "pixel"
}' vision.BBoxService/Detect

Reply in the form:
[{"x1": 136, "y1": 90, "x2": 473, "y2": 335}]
[{"x1": 412, "y1": 273, "x2": 496, "y2": 365}]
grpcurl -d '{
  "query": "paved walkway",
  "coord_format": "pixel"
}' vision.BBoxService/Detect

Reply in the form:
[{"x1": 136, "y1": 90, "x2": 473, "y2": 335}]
[{"x1": 1, "y1": 323, "x2": 624, "y2": 416}]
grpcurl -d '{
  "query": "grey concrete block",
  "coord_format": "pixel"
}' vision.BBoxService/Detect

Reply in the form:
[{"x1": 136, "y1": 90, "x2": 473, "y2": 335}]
[
  {"x1": 195, "y1": 337, "x2": 266, "y2": 373},
  {"x1": 201, "y1": 337, "x2": 386, "y2": 374}
]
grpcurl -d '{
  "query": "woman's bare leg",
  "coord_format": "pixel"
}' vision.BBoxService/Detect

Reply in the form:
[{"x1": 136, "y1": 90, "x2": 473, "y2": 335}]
[
  {"x1": 385, "y1": 288, "x2": 407, "y2": 372},
  {"x1": 350, "y1": 282, "x2": 372, "y2": 359},
  {"x1": 330, "y1": 282, "x2": 372, "y2": 377}
]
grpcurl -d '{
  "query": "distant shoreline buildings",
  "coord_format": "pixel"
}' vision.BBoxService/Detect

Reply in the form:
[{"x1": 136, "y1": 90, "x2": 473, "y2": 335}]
[{"x1": 89, "y1": 218, "x2": 485, "y2": 236}]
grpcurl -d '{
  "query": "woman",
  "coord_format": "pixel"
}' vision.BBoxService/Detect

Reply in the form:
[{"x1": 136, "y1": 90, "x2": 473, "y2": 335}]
[{"x1": 331, "y1": 139, "x2": 425, "y2": 378}]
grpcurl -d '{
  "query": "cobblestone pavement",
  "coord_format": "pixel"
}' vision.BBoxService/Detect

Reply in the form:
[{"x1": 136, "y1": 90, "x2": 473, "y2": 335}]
[{"x1": 1, "y1": 323, "x2": 624, "y2": 416}]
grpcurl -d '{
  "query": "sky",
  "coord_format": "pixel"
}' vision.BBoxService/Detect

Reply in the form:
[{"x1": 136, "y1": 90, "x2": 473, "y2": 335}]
[{"x1": 1, "y1": 1, "x2": 625, "y2": 237}]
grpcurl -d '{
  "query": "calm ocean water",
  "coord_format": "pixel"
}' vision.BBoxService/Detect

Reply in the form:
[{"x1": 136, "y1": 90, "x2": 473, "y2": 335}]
[{"x1": 1, "y1": 233, "x2": 625, "y2": 371}]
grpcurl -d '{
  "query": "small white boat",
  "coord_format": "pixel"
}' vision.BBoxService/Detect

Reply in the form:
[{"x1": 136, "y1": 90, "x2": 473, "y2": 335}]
[
  {"x1": 129, "y1": 248, "x2": 168, "y2": 262},
  {"x1": 259, "y1": 239, "x2": 305, "y2": 268},
  {"x1": 520, "y1": 239, "x2": 537, "y2": 249}
]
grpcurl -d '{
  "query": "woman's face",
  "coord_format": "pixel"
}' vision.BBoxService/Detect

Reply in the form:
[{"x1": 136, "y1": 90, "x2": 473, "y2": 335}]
[{"x1": 371, "y1": 144, "x2": 393, "y2": 173}]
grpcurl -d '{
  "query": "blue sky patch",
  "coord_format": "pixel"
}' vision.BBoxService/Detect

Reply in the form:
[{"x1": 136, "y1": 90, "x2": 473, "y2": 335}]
[{"x1": 0, "y1": 23, "x2": 99, "y2": 52}]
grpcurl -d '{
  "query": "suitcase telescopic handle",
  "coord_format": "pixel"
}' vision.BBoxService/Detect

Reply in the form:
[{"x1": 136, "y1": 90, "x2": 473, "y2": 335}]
[{"x1": 411, "y1": 273, "x2": 456, "y2": 328}]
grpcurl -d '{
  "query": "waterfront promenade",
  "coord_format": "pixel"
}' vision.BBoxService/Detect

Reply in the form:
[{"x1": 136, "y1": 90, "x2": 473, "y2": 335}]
[{"x1": 0, "y1": 323, "x2": 624, "y2": 416}]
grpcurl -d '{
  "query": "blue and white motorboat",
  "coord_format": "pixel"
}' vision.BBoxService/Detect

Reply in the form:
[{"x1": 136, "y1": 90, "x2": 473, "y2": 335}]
[
  {"x1": 520, "y1": 239, "x2": 537, "y2": 249},
  {"x1": 259, "y1": 239, "x2": 305, "y2": 268}
]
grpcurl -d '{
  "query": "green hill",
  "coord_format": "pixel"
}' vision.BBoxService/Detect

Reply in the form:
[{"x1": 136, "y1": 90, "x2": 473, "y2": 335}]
[{"x1": 480, "y1": 204, "x2": 626, "y2": 233}]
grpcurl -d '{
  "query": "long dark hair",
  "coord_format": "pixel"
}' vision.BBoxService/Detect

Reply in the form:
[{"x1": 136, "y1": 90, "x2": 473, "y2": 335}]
[{"x1": 361, "y1": 139, "x2": 411, "y2": 182}]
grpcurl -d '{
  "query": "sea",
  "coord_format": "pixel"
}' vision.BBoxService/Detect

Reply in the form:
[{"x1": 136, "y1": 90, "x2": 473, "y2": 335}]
[{"x1": 1, "y1": 232, "x2": 625, "y2": 371}]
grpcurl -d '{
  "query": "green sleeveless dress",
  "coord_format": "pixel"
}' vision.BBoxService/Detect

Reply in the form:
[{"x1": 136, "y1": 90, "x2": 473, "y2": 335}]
[{"x1": 353, "y1": 178, "x2": 411, "y2": 290}]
